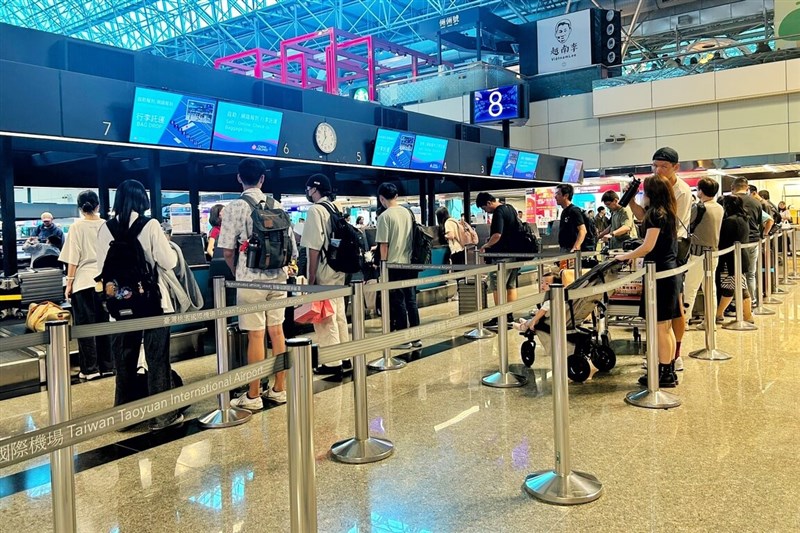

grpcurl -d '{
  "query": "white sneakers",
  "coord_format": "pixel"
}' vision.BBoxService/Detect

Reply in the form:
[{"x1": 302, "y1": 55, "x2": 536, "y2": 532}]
[
  {"x1": 265, "y1": 387, "x2": 287, "y2": 404},
  {"x1": 78, "y1": 372, "x2": 101, "y2": 381},
  {"x1": 674, "y1": 356, "x2": 684, "y2": 372},
  {"x1": 230, "y1": 393, "x2": 264, "y2": 411}
]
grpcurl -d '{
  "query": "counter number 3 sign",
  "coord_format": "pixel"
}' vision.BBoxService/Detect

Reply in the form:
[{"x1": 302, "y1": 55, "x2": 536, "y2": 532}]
[{"x1": 314, "y1": 122, "x2": 337, "y2": 154}]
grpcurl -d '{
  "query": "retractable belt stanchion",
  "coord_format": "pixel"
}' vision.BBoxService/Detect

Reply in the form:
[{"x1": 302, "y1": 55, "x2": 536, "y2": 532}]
[
  {"x1": 464, "y1": 247, "x2": 495, "y2": 340},
  {"x1": 723, "y1": 242, "x2": 757, "y2": 331},
  {"x1": 286, "y1": 338, "x2": 318, "y2": 533},
  {"x1": 199, "y1": 276, "x2": 253, "y2": 428},
  {"x1": 573, "y1": 249, "x2": 582, "y2": 281},
  {"x1": 368, "y1": 260, "x2": 406, "y2": 371},
  {"x1": 781, "y1": 229, "x2": 795, "y2": 285},
  {"x1": 690, "y1": 250, "x2": 733, "y2": 360},
  {"x1": 753, "y1": 238, "x2": 775, "y2": 316},
  {"x1": 762, "y1": 233, "x2": 782, "y2": 304},
  {"x1": 331, "y1": 281, "x2": 394, "y2": 463},
  {"x1": 481, "y1": 261, "x2": 527, "y2": 388},
  {"x1": 791, "y1": 226, "x2": 800, "y2": 280},
  {"x1": 46, "y1": 320, "x2": 77, "y2": 533},
  {"x1": 772, "y1": 234, "x2": 786, "y2": 294},
  {"x1": 523, "y1": 284, "x2": 602, "y2": 505},
  {"x1": 625, "y1": 263, "x2": 681, "y2": 409}
]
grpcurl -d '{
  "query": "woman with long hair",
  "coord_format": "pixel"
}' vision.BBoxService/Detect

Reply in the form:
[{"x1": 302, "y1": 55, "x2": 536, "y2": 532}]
[
  {"x1": 206, "y1": 203, "x2": 224, "y2": 258},
  {"x1": 436, "y1": 206, "x2": 465, "y2": 264},
  {"x1": 715, "y1": 195, "x2": 753, "y2": 323},
  {"x1": 58, "y1": 190, "x2": 113, "y2": 380},
  {"x1": 615, "y1": 175, "x2": 682, "y2": 388},
  {"x1": 96, "y1": 179, "x2": 181, "y2": 430}
]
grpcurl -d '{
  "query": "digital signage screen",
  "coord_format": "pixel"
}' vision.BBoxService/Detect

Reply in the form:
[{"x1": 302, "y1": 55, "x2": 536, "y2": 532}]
[
  {"x1": 211, "y1": 101, "x2": 283, "y2": 156},
  {"x1": 371, "y1": 128, "x2": 416, "y2": 169},
  {"x1": 410, "y1": 135, "x2": 448, "y2": 171},
  {"x1": 513, "y1": 152, "x2": 540, "y2": 180},
  {"x1": 562, "y1": 159, "x2": 584, "y2": 183},
  {"x1": 130, "y1": 87, "x2": 216, "y2": 150},
  {"x1": 472, "y1": 85, "x2": 522, "y2": 124},
  {"x1": 489, "y1": 148, "x2": 520, "y2": 177}
]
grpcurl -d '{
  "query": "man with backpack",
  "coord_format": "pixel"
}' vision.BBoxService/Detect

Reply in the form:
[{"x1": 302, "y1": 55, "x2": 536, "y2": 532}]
[
  {"x1": 218, "y1": 158, "x2": 297, "y2": 410},
  {"x1": 301, "y1": 174, "x2": 354, "y2": 376},
  {"x1": 375, "y1": 182, "x2": 421, "y2": 349},
  {"x1": 476, "y1": 192, "x2": 528, "y2": 328}
]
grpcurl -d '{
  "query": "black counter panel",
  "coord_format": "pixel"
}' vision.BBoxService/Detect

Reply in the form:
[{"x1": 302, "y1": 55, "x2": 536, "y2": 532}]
[
  {"x1": 61, "y1": 71, "x2": 135, "y2": 143},
  {"x1": 0, "y1": 61, "x2": 62, "y2": 136}
]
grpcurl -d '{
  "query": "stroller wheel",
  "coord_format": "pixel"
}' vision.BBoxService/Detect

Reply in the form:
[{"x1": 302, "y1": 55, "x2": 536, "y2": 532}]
[
  {"x1": 521, "y1": 340, "x2": 536, "y2": 367},
  {"x1": 633, "y1": 327, "x2": 641, "y2": 344},
  {"x1": 591, "y1": 345, "x2": 616, "y2": 372},
  {"x1": 567, "y1": 354, "x2": 591, "y2": 383},
  {"x1": 600, "y1": 332, "x2": 611, "y2": 348}
]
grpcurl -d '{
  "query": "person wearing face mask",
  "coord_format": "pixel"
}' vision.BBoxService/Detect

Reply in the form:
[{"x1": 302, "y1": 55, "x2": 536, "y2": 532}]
[
  {"x1": 615, "y1": 175, "x2": 682, "y2": 388},
  {"x1": 34, "y1": 212, "x2": 64, "y2": 248}
]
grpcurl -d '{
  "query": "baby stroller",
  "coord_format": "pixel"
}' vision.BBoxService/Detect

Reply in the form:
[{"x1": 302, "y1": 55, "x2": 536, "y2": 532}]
[{"x1": 519, "y1": 259, "x2": 625, "y2": 382}]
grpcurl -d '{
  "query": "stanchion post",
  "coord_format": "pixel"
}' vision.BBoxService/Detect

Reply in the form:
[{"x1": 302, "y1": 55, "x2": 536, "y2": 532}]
[
  {"x1": 481, "y1": 261, "x2": 526, "y2": 388},
  {"x1": 690, "y1": 250, "x2": 734, "y2": 359},
  {"x1": 781, "y1": 229, "x2": 795, "y2": 285},
  {"x1": 464, "y1": 248, "x2": 495, "y2": 340},
  {"x1": 46, "y1": 320, "x2": 77, "y2": 533},
  {"x1": 723, "y1": 242, "x2": 757, "y2": 331},
  {"x1": 791, "y1": 226, "x2": 800, "y2": 279},
  {"x1": 331, "y1": 281, "x2": 394, "y2": 463},
  {"x1": 523, "y1": 284, "x2": 602, "y2": 505},
  {"x1": 762, "y1": 234, "x2": 782, "y2": 304},
  {"x1": 772, "y1": 234, "x2": 786, "y2": 293},
  {"x1": 199, "y1": 277, "x2": 253, "y2": 428},
  {"x1": 753, "y1": 238, "x2": 775, "y2": 316},
  {"x1": 625, "y1": 263, "x2": 681, "y2": 409},
  {"x1": 537, "y1": 263, "x2": 546, "y2": 293},
  {"x1": 287, "y1": 338, "x2": 318, "y2": 533},
  {"x1": 367, "y1": 261, "x2": 406, "y2": 371},
  {"x1": 574, "y1": 249, "x2": 582, "y2": 281}
]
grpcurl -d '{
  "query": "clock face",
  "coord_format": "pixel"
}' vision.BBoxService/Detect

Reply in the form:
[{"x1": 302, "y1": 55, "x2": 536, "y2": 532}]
[{"x1": 314, "y1": 123, "x2": 337, "y2": 154}]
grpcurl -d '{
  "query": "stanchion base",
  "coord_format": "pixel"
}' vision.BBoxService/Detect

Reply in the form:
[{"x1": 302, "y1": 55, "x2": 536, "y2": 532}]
[
  {"x1": 625, "y1": 388, "x2": 681, "y2": 409},
  {"x1": 780, "y1": 279, "x2": 797, "y2": 285},
  {"x1": 774, "y1": 287, "x2": 787, "y2": 293},
  {"x1": 367, "y1": 356, "x2": 407, "y2": 371},
  {"x1": 464, "y1": 327, "x2": 496, "y2": 340},
  {"x1": 481, "y1": 371, "x2": 528, "y2": 388},
  {"x1": 330, "y1": 436, "x2": 394, "y2": 464},
  {"x1": 752, "y1": 306, "x2": 776, "y2": 315},
  {"x1": 722, "y1": 321, "x2": 757, "y2": 331},
  {"x1": 523, "y1": 470, "x2": 603, "y2": 505},
  {"x1": 198, "y1": 407, "x2": 252, "y2": 428},
  {"x1": 688, "y1": 348, "x2": 733, "y2": 361}
]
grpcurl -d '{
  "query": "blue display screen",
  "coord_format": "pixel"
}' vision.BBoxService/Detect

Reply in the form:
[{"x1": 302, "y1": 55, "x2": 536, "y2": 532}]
[
  {"x1": 211, "y1": 101, "x2": 283, "y2": 156},
  {"x1": 371, "y1": 129, "x2": 416, "y2": 169},
  {"x1": 410, "y1": 135, "x2": 448, "y2": 171},
  {"x1": 489, "y1": 148, "x2": 519, "y2": 177},
  {"x1": 513, "y1": 152, "x2": 540, "y2": 179},
  {"x1": 473, "y1": 85, "x2": 520, "y2": 124},
  {"x1": 130, "y1": 87, "x2": 216, "y2": 149},
  {"x1": 563, "y1": 159, "x2": 583, "y2": 183}
]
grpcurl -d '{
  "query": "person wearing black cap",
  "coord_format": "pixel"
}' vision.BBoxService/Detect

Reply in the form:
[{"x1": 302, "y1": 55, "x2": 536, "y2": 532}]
[
  {"x1": 627, "y1": 147, "x2": 692, "y2": 371},
  {"x1": 301, "y1": 174, "x2": 352, "y2": 376}
]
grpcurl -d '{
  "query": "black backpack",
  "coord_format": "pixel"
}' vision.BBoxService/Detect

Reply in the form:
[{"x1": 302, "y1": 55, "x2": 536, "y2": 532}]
[
  {"x1": 516, "y1": 220, "x2": 540, "y2": 254},
  {"x1": 690, "y1": 201, "x2": 706, "y2": 234},
  {"x1": 97, "y1": 217, "x2": 162, "y2": 320},
  {"x1": 580, "y1": 209, "x2": 597, "y2": 251},
  {"x1": 406, "y1": 208, "x2": 433, "y2": 264},
  {"x1": 318, "y1": 202, "x2": 363, "y2": 274},
  {"x1": 241, "y1": 195, "x2": 293, "y2": 270}
]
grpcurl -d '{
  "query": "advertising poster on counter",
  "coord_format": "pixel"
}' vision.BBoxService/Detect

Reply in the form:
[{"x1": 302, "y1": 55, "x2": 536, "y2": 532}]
[{"x1": 536, "y1": 10, "x2": 592, "y2": 74}]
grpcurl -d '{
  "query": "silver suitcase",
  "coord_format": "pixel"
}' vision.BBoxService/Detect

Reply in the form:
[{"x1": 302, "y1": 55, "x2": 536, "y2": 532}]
[{"x1": 19, "y1": 268, "x2": 65, "y2": 307}]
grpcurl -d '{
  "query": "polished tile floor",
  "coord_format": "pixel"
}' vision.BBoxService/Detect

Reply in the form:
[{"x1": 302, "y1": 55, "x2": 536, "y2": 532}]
[{"x1": 1, "y1": 280, "x2": 799, "y2": 532}]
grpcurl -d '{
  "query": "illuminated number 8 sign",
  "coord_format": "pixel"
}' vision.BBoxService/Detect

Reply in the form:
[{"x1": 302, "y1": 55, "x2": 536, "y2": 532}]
[{"x1": 487, "y1": 90, "x2": 504, "y2": 117}]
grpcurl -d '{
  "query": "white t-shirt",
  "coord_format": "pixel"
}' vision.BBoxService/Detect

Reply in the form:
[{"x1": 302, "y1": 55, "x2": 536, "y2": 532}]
[
  {"x1": 300, "y1": 200, "x2": 346, "y2": 285},
  {"x1": 672, "y1": 177, "x2": 692, "y2": 238},
  {"x1": 444, "y1": 218, "x2": 464, "y2": 255},
  {"x1": 58, "y1": 218, "x2": 105, "y2": 293},
  {"x1": 96, "y1": 212, "x2": 178, "y2": 313}
]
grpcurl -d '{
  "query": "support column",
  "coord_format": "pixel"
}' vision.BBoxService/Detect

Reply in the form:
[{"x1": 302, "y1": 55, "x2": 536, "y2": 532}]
[
  {"x1": 148, "y1": 151, "x2": 163, "y2": 222},
  {"x1": 476, "y1": 19, "x2": 483, "y2": 62},
  {"x1": 189, "y1": 161, "x2": 201, "y2": 234},
  {"x1": 419, "y1": 177, "x2": 427, "y2": 225},
  {"x1": 0, "y1": 137, "x2": 17, "y2": 277},
  {"x1": 427, "y1": 177, "x2": 436, "y2": 226},
  {"x1": 463, "y1": 179, "x2": 471, "y2": 223},
  {"x1": 96, "y1": 151, "x2": 110, "y2": 220},
  {"x1": 502, "y1": 120, "x2": 511, "y2": 148}
]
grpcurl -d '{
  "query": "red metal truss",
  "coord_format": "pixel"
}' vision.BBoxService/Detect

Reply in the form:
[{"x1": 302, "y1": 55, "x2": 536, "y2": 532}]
[{"x1": 214, "y1": 27, "x2": 453, "y2": 101}]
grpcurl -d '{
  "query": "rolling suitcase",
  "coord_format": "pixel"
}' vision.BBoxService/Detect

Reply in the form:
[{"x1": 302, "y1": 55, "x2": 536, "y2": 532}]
[
  {"x1": 457, "y1": 277, "x2": 487, "y2": 315},
  {"x1": 19, "y1": 268, "x2": 65, "y2": 307}
]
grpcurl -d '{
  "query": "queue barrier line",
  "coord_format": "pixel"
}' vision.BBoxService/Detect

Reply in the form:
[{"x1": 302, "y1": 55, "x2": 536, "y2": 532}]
[
  {"x1": 362, "y1": 265, "x2": 496, "y2": 294},
  {"x1": 70, "y1": 287, "x2": 351, "y2": 341},
  {"x1": 385, "y1": 262, "x2": 486, "y2": 272},
  {"x1": 225, "y1": 281, "x2": 347, "y2": 293},
  {"x1": 653, "y1": 256, "x2": 701, "y2": 281},
  {"x1": 0, "y1": 351, "x2": 285, "y2": 470},
  {"x1": 566, "y1": 268, "x2": 646, "y2": 301},
  {"x1": 317, "y1": 292, "x2": 547, "y2": 366},
  {"x1": 2, "y1": 331, "x2": 48, "y2": 352},
  {"x1": 711, "y1": 244, "x2": 736, "y2": 258}
]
